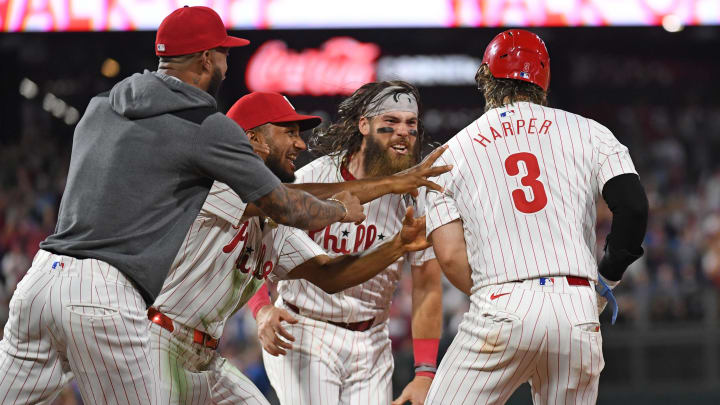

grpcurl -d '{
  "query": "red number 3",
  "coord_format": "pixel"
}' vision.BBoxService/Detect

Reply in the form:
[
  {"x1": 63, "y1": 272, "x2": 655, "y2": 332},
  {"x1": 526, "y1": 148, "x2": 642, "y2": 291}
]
[{"x1": 504, "y1": 152, "x2": 548, "y2": 214}]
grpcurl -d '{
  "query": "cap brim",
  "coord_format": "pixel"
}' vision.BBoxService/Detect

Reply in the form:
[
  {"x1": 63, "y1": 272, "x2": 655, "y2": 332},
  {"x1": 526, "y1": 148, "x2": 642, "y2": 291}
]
[
  {"x1": 271, "y1": 113, "x2": 322, "y2": 132},
  {"x1": 220, "y1": 36, "x2": 250, "y2": 48}
]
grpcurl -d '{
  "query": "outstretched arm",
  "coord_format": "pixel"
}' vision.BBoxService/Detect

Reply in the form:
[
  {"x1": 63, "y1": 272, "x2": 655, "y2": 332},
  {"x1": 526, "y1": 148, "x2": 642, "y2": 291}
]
[
  {"x1": 287, "y1": 207, "x2": 429, "y2": 293},
  {"x1": 251, "y1": 207, "x2": 429, "y2": 356},
  {"x1": 242, "y1": 146, "x2": 452, "y2": 220},
  {"x1": 254, "y1": 186, "x2": 365, "y2": 230},
  {"x1": 288, "y1": 145, "x2": 452, "y2": 202}
]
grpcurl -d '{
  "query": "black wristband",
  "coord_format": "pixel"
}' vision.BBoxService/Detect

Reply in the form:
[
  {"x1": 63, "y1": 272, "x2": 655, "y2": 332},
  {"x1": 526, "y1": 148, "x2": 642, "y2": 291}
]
[{"x1": 598, "y1": 244, "x2": 644, "y2": 282}]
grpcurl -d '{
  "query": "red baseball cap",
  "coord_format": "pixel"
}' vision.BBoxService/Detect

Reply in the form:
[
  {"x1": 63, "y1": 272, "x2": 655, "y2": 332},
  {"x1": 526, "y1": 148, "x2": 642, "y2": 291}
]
[
  {"x1": 227, "y1": 92, "x2": 322, "y2": 132},
  {"x1": 155, "y1": 6, "x2": 249, "y2": 56}
]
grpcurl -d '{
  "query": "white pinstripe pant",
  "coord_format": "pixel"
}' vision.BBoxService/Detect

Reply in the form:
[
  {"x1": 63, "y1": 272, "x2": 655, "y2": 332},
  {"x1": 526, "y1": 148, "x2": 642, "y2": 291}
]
[
  {"x1": 262, "y1": 308, "x2": 393, "y2": 405},
  {"x1": 0, "y1": 250, "x2": 158, "y2": 405},
  {"x1": 150, "y1": 321, "x2": 269, "y2": 405},
  {"x1": 426, "y1": 277, "x2": 604, "y2": 405}
]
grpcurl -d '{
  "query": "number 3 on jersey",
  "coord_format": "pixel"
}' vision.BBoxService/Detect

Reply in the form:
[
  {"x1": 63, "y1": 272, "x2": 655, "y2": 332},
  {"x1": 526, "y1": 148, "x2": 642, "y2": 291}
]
[{"x1": 504, "y1": 152, "x2": 548, "y2": 214}]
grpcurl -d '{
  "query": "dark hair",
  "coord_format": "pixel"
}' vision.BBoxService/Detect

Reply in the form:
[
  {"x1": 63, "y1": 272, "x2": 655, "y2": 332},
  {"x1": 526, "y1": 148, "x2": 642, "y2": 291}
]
[
  {"x1": 475, "y1": 64, "x2": 547, "y2": 112},
  {"x1": 309, "y1": 80, "x2": 424, "y2": 161},
  {"x1": 158, "y1": 52, "x2": 201, "y2": 65},
  {"x1": 158, "y1": 47, "x2": 227, "y2": 65}
]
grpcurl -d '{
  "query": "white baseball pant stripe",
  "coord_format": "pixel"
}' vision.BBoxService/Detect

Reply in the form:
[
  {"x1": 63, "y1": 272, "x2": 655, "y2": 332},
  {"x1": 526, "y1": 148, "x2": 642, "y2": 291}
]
[
  {"x1": 262, "y1": 310, "x2": 393, "y2": 405},
  {"x1": 150, "y1": 321, "x2": 269, "y2": 405},
  {"x1": 0, "y1": 249, "x2": 158, "y2": 405},
  {"x1": 426, "y1": 277, "x2": 603, "y2": 405}
]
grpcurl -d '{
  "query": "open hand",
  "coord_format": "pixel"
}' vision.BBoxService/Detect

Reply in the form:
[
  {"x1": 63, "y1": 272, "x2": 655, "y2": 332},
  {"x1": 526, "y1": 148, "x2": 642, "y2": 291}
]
[
  {"x1": 393, "y1": 145, "x2": 453, "y2": 197},
  {"x1": 392, "y1": 376, "x2": 433, "y2": 405},
  {"x1": 256, "y1": 305, "x2": 298, "y2": 356},
  {"x1": 398, "y1": 207, "x2": 430, "y2": 252}
]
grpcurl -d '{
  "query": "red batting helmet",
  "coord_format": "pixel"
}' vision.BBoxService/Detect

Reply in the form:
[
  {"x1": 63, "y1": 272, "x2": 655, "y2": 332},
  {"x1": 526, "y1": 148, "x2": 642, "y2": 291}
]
[{"x1": 481, "y1": 29, "x2": 550, "y2": 91}]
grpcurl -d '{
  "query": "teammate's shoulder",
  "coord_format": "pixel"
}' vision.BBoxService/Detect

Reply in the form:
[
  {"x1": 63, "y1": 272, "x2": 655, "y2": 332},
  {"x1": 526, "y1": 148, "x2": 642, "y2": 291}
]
[
  {"x1": 273, "y1": 223, "x2": 313, "y2": 248},
  {"x1": 310, "y1": 154, "x2": 341, "y2": 167},
  {"x1": 525, "y1": 103, "x2": 573, "y2": 120},
  {"x1": 209, "y1": 181, "x2": 241, "y2": 199},
  {"x1": 444, "y1": 117, "x2": 485, "y2": 146},
  {"x1": 586, "y1": 118, "x2": 614, "y2": 136},
  {"x1": 296, "y1": 154, "x2": 341, "y2": 175},
  {"x1": 202, "y1": 112, "x2": 241, "y2": 130},
  {"x1": 538, "y1": 105, "x2": 615, "y2": 136}
]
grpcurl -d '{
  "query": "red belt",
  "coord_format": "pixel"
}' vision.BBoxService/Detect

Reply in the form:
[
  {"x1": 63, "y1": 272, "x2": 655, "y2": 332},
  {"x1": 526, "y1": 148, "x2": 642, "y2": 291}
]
[
  {"x1": 285, "y1": 302, "x2": 375, "y2": 332},
  {"x1": 148, "y1": 307, "x2": 219, "y2": 350},
  {"x1": 565, "y1": 276, "x2": 590, "y2": 286}
]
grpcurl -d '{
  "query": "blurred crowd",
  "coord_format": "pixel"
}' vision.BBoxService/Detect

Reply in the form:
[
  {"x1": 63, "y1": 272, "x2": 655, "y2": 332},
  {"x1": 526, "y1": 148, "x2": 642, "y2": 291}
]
[{"x1": 3, "y1": 74, "x2": 720, "y2": 405}]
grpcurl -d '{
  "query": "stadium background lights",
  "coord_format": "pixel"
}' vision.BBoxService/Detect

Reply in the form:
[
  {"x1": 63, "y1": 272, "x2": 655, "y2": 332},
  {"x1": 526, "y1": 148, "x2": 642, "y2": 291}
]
[
  {"x1": 33, "y1": 89, "x2": 80, "y2": 126},
  {"x1": 662, "y1": 14, "x2": 684, "y2": 32},
  {"x1": 18, "y1": 78, "x2": 39, "y2": 99},
  {"x1": 101, "y1": 58, "x2": 121, "y2": 78}
]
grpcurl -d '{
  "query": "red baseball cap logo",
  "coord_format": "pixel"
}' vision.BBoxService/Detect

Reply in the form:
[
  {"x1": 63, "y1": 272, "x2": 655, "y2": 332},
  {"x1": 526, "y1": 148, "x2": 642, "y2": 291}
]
[
  {"x1": 155, "y1": 6, "x2": 249, "y2": 56},
  {"x1": 227, "y1": 92, "x2": 322, "y2": 132}
]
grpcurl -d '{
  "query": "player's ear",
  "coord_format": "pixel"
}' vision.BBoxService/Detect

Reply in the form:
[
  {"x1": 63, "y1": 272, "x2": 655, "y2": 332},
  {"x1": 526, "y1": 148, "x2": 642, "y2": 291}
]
[
  {"x1": 200, "y1": 50, "x2": 213, "y2": 73},
  {"x1": 358, "y1": 116, "x2": 370, "y2": 136},
  {"x1": 248, "y1": 129, "x2": 268, "y2": 145}
]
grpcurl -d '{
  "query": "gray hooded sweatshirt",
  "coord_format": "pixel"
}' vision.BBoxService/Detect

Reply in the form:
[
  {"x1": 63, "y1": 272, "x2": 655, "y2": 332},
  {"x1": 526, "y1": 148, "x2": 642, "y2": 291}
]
[{"x1": 41, "y1": 71, "x2": 280, "y2": 305}]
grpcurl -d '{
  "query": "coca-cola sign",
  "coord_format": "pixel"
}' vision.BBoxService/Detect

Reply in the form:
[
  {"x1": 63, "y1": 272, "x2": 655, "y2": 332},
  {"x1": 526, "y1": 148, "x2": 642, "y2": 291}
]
[{"x1": 245, "y1": 37, "x2": 380, "y2": 96}]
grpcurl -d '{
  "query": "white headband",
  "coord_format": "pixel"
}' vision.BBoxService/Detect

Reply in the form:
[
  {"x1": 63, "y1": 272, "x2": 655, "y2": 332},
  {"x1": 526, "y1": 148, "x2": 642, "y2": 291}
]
[{"x1": 363, "y1": 86, "x2": 418, "y2": 117}]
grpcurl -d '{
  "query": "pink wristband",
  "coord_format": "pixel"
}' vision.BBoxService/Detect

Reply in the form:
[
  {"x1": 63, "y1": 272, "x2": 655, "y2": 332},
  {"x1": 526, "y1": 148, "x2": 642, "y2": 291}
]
[
  {"x1": 248, "y1": 284, "x2": 271, "y2": 319},
  {"x1": 413, "y1": 338, "x2": 439, "y2": 366},
  {"x1": 413, "y1": 338, "x2": 439, "y2": 378}
]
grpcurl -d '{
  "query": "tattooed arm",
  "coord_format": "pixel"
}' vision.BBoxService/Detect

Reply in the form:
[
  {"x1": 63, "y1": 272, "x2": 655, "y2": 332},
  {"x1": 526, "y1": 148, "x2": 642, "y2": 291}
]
[
  {"x1": 241, "y1": 146, "x2": 452, "y2": 220},
  {"x1": 254, "y1": 186, "x2": 365, "y2": 230},
  {"x1": 287, "y1": 145, "x2": 452, "y2": 202}
]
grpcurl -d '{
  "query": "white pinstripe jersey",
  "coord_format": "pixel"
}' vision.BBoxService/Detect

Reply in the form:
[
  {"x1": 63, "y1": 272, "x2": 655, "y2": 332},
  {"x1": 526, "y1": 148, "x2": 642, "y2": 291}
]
[
  {"x1": 425, "y1": 102, "x2": 637, "y2": 293},
  {"x1": 154, "y1": 181, "x2": 324, "y2": 338},
  {"x1": 275, "y1": 153, "x2": 435, "y2": 323}
]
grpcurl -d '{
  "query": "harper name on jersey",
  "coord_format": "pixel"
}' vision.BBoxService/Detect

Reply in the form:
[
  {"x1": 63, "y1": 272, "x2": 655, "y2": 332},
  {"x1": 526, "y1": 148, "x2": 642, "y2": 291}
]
[
  {"x1": 473, "y1": 116, "x2": 553, "y2": 147},
  {"x1": 425, "y1": 102, "x2": 637, "y2": 292}
]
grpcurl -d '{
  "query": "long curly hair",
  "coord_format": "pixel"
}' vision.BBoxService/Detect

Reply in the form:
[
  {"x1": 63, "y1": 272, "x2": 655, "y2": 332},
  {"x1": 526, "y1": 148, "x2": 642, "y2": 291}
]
[
  {"x1": 475, "y1": 64, "x2": 547, "y2": 112},
  {"x1": 309, "y1": 80, "x2": 425, "y2": 162}
]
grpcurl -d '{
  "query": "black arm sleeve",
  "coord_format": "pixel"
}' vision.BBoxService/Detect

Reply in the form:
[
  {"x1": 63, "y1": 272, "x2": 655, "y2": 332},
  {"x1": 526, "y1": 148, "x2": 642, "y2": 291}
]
[{"x1": 598, "y1": 173, "x2": 649, "y2": 281}]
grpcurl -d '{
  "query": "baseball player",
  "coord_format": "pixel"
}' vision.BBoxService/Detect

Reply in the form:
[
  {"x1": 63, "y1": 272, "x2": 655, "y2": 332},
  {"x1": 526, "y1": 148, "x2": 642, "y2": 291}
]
[
  {"x1": 149, "y1": 91, "x2": 449, "y2": 405},
  {"x1": 423, "y1": 30, "x2": 648, "y2": 404},
  {"x1": 0, "y1": 6, "x2": 364, "y2": 405},
  {"x1": 250, "y1": 81, "x2": 445, "y2": 405}
]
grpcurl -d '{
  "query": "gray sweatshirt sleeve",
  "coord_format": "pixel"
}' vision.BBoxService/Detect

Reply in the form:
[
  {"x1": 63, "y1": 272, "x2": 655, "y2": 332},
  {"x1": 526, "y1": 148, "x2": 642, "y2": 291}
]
[{"x1": 192, "y1": 114, "x2": 282, "y2": 203}]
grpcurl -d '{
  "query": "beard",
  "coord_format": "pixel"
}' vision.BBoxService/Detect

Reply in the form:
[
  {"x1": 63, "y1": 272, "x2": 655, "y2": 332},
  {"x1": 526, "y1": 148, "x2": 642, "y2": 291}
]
[
  {"x1": 206, "y1": 67, "x2": 223, "y2": 98},
  {"x1": 362, "y1": 132, "x2": 418, "y2": 177},
  {"x1": 266, "y1": 152, "x2": 296, "y2": 183}
]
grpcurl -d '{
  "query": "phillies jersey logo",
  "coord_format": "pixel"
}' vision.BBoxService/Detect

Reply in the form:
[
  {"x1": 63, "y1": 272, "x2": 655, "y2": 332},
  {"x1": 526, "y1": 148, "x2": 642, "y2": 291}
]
[
  {"x1": 307, "y1": 224, "x2": 377, "y2": 254},
  {"x1": 236, "y1": 243, "x2": 274, "y2": 280},
  {"x1": 222, "y1": 221, "x2": 273, "y2": 280},
  {"x1": 223, "y1": 222, "x2": 249, "y2": 254}
]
